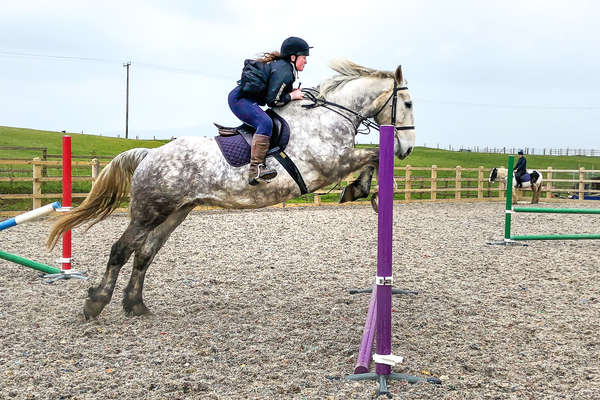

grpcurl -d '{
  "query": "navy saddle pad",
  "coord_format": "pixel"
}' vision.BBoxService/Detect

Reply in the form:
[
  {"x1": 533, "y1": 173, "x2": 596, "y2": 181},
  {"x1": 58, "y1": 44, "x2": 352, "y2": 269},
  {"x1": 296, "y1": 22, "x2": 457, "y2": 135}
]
[{"x1": 214, "y1": 109, "x2": 290, "y2": 167}]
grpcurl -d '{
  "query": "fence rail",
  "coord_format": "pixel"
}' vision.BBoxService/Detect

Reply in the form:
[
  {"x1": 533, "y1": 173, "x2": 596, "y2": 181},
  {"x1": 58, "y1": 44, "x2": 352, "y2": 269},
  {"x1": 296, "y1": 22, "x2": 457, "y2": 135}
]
[
  {"x1": 2, "y1": 158, "x2": 600, "y2": 212},
  {"x1": 424, "y1": 145, "x2": 600, "y2": 157}
]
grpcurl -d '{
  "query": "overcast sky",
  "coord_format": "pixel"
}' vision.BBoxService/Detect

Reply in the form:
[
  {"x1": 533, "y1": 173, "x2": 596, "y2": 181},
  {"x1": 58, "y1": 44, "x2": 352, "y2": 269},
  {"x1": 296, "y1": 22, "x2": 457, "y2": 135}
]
[{"x1": 1, "y1": 0, "x2": 599, "y2": 149}]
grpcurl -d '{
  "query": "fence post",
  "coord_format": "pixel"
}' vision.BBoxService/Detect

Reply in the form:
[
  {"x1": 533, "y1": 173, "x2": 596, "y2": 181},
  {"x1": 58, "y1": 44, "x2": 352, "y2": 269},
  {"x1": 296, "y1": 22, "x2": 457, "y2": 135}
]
[
  {"x1": 546, "y1": 167, "x2": 553, "y2": 199},
  {"x1": 42, "y1": 148, "x2": 48, "y2": 177},
  {"x1": 431, "y1": 165, "x2": 437, "y2": 201},
  {"x1": 91, "y1": 158, "x2": 99, "y2": 188},
  {"x1": 32, "y1": 157, "x2": 42, "y2": 209},
  {"x1": 478, "y1": 166, "x2": 484, "y2": 199},
  {"x1": 455, "y1": 166, "x2": 462, "y2": 200},
  {"x1": 405, "y1": 165, "x2": 412, "y2": 201},
  {"x1": 579, "y1": 167, "x2": 585, "y2": 202}
]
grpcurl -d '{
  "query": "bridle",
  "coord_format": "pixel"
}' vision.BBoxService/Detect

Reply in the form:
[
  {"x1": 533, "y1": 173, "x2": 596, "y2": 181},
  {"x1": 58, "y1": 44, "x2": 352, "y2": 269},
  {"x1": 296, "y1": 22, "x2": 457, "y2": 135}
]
[{"x1": 302, "y1": 79, "x2": 415, "y2": 134}]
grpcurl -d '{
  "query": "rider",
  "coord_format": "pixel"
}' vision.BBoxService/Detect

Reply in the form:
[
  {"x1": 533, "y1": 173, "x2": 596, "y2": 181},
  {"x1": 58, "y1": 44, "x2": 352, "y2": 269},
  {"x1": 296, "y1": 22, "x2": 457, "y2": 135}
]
[
  {"x1": 514, "y1": 149, "x2": 527, "y2": 188},
  {"x1": 228, "y1": 36, "x2": 311, "y2": 185}
]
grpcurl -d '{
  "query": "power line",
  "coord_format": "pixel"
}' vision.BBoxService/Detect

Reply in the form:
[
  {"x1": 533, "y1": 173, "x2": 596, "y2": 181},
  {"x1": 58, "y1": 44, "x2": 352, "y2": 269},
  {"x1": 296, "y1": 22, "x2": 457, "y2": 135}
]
[
  {"x1": 2, "y1": 50, "x2": 599, "y2": 110},
  {"x1": 0, "y1": 50, "x2": 120, "y2": 64},
  {"x1": 0, "y1": 50, "x2": 226, "y2": 78},
  {"x1": 415, "y1": 98, "x2": 600, "y2": 110}
]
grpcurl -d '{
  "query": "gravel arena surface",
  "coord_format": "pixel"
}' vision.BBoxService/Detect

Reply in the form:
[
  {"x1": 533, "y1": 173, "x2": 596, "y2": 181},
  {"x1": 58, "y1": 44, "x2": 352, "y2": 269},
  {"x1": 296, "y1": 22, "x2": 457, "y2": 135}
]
[{"x1": 0, "y1": 201, "x2": 599, "y2": 400}]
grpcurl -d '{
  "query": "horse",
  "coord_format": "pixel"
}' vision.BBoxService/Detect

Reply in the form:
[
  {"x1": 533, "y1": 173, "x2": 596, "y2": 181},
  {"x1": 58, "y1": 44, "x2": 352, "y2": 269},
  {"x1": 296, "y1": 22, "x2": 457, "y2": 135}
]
[
  {"x1": 489, "y1": 167, "x2": 543, "y2": 204},
  {"x1": 47, "y1": 59, "x2": 416, "y2": 319}
]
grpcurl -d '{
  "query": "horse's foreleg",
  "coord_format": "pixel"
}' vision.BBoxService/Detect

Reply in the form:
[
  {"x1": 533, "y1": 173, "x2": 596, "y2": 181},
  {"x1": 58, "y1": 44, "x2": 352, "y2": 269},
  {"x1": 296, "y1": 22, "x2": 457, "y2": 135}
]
[
  {"x1": 122, "y1": 205, "x2": 194, "y2": 316},
  {"x1": 84, "y1": 223, "x2": 149, "y2": 320},
  {"x1": 532, "y1": 183, "x2": 541, "y2": 204},
  {"x1": 339, "y1": 166, "x2": 375, "y2": 203}
]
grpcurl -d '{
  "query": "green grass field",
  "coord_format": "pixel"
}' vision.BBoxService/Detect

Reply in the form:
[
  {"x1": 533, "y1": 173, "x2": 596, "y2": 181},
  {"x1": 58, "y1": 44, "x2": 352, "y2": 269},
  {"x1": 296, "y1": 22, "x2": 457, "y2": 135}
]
[{"x1": 2, "y1": 125, "x2": 599, "y2": 211}]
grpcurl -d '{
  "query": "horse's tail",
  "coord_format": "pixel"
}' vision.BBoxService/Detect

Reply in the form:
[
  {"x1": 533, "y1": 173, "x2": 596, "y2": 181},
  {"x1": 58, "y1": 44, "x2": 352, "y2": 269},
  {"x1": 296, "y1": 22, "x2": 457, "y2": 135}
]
[{"x1": 47, "y1": 148, "x2": 150, "y2": 249}]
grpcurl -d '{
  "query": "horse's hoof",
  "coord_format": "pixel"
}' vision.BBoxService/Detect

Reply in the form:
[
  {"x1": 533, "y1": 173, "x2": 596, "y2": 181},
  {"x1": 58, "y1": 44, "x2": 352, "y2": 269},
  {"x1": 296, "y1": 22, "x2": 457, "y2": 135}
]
[
  {"x1": 370, "y1": 192, "x2": 379, "y2": 213},
  {"x1": 83, "y1": 298, "x2": 105, "y2": 320},
  {"x1": 124, "y1": 302, "x2": 152, "y2": 317}
]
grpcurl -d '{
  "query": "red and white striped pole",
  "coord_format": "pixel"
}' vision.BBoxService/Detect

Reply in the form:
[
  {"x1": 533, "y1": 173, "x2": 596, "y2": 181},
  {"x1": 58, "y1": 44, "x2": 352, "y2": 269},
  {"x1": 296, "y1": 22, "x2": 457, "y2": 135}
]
[{"x1": 61, "y1": 136, "x2": 72, "y2": 270}]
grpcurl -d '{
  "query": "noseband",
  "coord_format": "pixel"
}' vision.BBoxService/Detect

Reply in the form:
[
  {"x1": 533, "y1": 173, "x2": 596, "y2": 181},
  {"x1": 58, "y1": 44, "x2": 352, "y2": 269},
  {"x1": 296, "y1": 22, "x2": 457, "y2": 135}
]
[
  {"x1": 372, "y1": 79, "x2": 414, "y2": 130},
  {"x1": 302, "y1": 79, "x2": 415, "y2": 134}
]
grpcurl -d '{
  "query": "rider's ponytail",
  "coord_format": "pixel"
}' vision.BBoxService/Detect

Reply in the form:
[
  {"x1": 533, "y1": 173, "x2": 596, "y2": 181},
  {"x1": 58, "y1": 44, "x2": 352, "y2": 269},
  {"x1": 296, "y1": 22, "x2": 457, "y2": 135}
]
[{"x1": 256, "y1": 51, "x2": 282, "y2": 63}]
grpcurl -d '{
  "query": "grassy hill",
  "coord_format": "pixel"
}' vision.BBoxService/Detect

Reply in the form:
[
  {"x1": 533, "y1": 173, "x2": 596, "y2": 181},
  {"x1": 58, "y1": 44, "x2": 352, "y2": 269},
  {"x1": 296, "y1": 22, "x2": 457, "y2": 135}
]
[
  {"x1": 0, "y1": 126, "x2": 169, "y2": 159},
  {"x1": 2, "y1": 125, "x2": 598, "y2": 169},
  {"x1": 2, "y1": 126, "x2": 599, "y2": 211}
]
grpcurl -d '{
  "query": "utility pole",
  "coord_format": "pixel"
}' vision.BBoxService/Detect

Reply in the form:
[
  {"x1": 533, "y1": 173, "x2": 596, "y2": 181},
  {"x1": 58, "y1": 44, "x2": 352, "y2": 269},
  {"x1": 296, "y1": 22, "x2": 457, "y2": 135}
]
[{"x1": 123, "y1": 61, "x2": 131, "y2": 139}]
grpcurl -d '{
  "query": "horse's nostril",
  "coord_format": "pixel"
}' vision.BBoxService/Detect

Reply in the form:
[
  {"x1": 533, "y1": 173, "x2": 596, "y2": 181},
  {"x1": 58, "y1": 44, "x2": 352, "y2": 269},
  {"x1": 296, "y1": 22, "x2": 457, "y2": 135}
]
[{"x1": 406, "y1": 147, "x2": 413, "y2": 156}]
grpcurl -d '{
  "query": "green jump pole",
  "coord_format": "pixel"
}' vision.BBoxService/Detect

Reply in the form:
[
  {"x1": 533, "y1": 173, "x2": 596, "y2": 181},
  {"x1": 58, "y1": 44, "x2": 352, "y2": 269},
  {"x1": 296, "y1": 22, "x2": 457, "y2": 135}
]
[
  {"x1": 0, "y1": 250, "x2": 61, "y2": 275},
  {"x1": 504, "y1": 156, "x2": 515, "y2": 241},
  {"x1": 513, "y1": 207, "x2": 600, "y2": 214},
  {"x1": 511, "y1": 234, "x2": 600, "y2": 240}
]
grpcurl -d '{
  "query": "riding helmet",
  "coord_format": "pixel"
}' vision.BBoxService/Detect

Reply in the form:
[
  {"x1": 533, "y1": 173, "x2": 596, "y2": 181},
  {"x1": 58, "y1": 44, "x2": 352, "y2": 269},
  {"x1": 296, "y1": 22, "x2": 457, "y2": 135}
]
[
  {"x1": 518, "y1": 149, "x2": 524, "y2": 155},
  {"x1": 280, "y1": 37, "x2": 313, "y2": 58}
]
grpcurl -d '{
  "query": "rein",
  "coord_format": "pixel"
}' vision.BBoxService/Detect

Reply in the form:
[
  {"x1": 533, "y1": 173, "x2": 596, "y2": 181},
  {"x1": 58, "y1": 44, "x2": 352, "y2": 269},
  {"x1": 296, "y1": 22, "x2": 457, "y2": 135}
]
[{"x1": 301, "y1": 79, "x2": 415, "y2": 135}]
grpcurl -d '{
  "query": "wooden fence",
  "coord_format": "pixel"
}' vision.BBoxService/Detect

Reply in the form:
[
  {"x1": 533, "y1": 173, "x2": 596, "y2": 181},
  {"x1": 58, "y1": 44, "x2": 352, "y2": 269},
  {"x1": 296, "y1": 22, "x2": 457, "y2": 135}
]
[
  {"x1": 423, "y1": 145, "x2": 600, "y2": 157},
  {"x1": 2, "y1": 158, "x2": 600, "y2": 212},
  {"x1": 0, "y1": 158, "x2": 104, "y2": 210}
]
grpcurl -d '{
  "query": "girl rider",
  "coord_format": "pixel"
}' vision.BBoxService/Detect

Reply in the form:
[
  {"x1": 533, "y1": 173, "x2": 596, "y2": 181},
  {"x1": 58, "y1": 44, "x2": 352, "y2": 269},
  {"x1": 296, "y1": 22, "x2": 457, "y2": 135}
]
[{"x1": 228, "y1": 36, "x2": 311, "y2": 185}]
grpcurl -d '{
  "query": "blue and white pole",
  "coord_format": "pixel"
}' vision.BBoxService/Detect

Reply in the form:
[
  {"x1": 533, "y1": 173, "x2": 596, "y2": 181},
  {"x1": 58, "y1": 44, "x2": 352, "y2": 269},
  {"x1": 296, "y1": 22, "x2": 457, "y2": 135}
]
[{"x1": 0, "y1": 201, "x2": 61, "y2": 231}]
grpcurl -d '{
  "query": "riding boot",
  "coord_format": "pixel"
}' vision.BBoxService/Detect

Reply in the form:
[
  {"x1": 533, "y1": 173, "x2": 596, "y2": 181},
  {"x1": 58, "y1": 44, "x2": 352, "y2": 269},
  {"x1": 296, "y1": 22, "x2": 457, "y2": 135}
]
[{"x1": 248, "y1": 134, "x2": 277, "y2": 185}]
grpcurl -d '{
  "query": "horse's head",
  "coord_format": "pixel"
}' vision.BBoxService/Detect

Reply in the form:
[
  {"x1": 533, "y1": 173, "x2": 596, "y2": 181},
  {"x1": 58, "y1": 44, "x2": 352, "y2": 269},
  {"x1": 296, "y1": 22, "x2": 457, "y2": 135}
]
[
  {"x1": 489, "y1": 167, "x2": 507, "y2": 182},
  {"x1": 372, "y1": 65, "x2": 415, "y2": 160},
  {"x1": 489, "y1": 168, "x2": 498, "y2": 182},
  {"x1": 317, "y1": 60, "x2": 415, "y2": 159}
]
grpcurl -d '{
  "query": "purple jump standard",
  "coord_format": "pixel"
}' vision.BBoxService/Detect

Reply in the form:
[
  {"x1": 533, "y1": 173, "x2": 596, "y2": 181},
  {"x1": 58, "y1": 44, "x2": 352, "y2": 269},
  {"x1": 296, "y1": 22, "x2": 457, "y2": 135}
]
[{"x1": 344, "y1": 125, "x2": 441, "y2": 397}]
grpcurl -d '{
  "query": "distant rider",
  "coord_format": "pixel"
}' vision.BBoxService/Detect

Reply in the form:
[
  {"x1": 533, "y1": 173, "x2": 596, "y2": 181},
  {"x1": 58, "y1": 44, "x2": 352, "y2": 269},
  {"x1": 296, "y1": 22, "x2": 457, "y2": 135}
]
[
  {"x1": 514, "y1": 149, "x2": 527, "y2": 188},
  {"x1": 228, "y1": 36, "x2": 312, "y2": 185}
]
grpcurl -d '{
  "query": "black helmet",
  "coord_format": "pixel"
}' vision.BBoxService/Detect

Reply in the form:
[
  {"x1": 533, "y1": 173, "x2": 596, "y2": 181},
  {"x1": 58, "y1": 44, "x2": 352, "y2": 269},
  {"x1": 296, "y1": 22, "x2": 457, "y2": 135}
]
[
  {"x1": 280, "y1": 36, "x2": 312, "y2": 58},
  {"x1": 518, "y1": 149, "x2": 524, "y2": 155}
]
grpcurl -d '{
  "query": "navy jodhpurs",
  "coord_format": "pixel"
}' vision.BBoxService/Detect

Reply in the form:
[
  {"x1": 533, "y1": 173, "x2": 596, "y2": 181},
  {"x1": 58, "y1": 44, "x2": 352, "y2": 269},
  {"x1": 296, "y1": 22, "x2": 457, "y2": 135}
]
[{"x1": 228, "y1": 86, "x2": 273, "y2": 137}]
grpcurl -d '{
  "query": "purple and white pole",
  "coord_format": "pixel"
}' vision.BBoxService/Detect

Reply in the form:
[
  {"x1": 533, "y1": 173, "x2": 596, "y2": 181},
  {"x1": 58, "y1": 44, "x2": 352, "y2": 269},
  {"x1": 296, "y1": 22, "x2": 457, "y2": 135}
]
[{"x1": 374, "y1": 124, "x2": 395, "y2": 375}]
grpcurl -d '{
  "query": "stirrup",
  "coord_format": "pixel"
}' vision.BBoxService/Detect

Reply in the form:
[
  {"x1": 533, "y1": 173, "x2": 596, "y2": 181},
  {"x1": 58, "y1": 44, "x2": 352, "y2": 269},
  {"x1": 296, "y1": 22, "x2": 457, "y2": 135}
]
[
  {"x1": 257, "y1": 164, "x2": 277, "y2": 181},
  {"x1": 248, "y1": 164, "x2": 276, "y2": 186}
]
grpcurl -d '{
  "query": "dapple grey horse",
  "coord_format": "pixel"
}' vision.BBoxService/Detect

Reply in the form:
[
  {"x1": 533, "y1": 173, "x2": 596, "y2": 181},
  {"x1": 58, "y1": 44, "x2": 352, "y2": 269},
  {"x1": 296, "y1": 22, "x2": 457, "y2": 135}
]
[{"x1": 48, "y1": 59, "x2": 416, "y2": 319}]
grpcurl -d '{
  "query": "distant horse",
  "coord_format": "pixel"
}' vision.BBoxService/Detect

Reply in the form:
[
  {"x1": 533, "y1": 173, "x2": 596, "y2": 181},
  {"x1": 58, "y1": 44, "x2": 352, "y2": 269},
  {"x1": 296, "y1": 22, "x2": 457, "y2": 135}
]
[
  {"x1": 47, "y1": 59, "x2": 416, "y2": 319},
  {"x1": 489, "y1": 167, "x2": 543, "y2": 204}
]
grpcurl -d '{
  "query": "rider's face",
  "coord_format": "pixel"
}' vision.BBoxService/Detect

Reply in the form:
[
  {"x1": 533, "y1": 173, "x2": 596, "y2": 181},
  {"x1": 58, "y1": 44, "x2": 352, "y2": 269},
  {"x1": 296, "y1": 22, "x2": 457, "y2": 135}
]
[{"x1": 293, "y1": 55, "x2": 308, "y2": 71}]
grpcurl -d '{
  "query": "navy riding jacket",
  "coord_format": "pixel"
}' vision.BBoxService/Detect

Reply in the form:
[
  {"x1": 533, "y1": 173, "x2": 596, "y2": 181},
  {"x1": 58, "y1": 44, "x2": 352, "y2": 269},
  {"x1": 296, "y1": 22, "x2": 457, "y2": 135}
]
[
  {"x1": 514, "y1": 157, "x2": 527, "y2": 176},
  {"x1": 264, "y1": 59, "x2": 297, "y2": 107},
  {"x1": 239, "y1": 59, "x2": 297, "y2": 108}
]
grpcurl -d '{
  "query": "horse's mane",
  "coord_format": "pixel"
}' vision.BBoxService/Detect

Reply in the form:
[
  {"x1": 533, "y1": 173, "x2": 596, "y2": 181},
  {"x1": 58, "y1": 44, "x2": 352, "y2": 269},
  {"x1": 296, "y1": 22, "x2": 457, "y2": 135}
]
[{"x1": 319, "y1": 59, "x2": 395, "y2": 98}]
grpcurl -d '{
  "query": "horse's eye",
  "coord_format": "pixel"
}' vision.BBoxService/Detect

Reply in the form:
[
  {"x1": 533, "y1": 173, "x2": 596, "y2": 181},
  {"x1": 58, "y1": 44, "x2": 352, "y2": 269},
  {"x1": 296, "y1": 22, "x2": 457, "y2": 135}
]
[{"x1": 404, "y1": 101, "x2": 412, "y2": 109}]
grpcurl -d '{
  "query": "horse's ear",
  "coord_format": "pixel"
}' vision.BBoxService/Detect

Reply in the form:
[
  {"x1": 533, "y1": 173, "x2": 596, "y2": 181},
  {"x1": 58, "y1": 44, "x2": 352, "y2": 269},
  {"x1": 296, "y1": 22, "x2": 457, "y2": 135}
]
[{"x1": 395, "y1": 65, "x2": 403, "y2": 83}]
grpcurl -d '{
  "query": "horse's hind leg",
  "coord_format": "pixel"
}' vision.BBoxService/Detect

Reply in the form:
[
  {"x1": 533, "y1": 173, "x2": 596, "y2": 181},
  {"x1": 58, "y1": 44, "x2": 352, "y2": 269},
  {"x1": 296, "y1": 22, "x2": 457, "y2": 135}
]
[
  {"x1": 122, "y1": 205, "x2": 195, "y2": 316},
  {"x1": 84, "y1": 222, "x2": 152, "y2": 320}
]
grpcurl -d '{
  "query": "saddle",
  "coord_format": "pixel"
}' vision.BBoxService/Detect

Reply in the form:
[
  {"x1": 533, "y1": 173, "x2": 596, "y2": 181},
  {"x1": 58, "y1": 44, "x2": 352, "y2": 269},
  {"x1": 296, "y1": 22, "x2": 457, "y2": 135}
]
[
  {"x1": 213, "y1": 110, "x2": 308, "y2": 195},
  {"x1": 520, "y1": 173, "x2": 531, "y2": 182},
  {"x1": 214, "y1": 109, "x2": 290, "y2": 167}
]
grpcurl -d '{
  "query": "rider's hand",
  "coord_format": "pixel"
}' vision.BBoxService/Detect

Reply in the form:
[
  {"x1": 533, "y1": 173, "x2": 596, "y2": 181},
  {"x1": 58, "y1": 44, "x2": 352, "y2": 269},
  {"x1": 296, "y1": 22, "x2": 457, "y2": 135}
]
[{"x1": 290, "y1": 89, "x2": 304, "y2": 101}]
